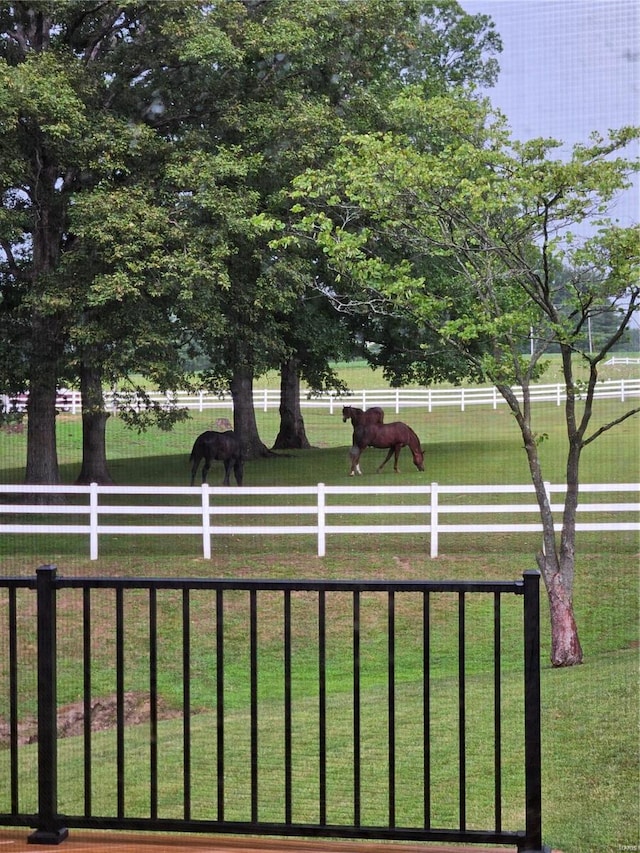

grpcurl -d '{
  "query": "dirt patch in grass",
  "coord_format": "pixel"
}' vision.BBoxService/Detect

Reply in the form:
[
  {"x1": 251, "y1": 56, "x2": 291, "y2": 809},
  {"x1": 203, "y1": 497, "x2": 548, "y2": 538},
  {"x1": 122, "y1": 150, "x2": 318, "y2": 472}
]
[{"x1": 0, "y1": 691, "x2": 182, "y2": 747}]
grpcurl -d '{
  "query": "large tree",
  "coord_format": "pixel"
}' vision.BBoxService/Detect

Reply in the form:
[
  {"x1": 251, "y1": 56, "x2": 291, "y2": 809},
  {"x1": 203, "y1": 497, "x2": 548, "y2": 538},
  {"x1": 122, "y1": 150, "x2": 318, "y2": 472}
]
[
  {"x1": 0, "y1": 1, "x2": 207, "y2": 484},
  {"x1": 0, "y1": 0, "x2": 502, "y2": 474},
  {"x1": 164, "y1": 0, "x2": 501, "y2": 458},
  {"x1": 282, "y1": 93, "x2": 639, "y2": 666}
]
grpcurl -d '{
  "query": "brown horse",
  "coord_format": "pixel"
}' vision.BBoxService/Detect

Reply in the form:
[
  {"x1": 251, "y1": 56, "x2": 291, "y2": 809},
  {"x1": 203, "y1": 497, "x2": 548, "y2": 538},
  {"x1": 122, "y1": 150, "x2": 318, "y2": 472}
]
[
  {"x1": 349, "y1": 421, "x2": 424, "y2": 476},
  {"x1": 190, "y1": 430, "x2": 244, "y2": 486},
  {"x1": 342, "y1": 405, "x2": 384, "y2": 427}
]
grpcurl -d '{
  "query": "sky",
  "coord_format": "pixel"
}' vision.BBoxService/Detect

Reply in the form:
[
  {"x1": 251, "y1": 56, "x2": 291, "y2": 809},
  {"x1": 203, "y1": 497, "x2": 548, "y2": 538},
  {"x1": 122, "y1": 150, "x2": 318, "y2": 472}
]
[{"x1": 461, "y1": 0, "x2": 639, "y2": 227}]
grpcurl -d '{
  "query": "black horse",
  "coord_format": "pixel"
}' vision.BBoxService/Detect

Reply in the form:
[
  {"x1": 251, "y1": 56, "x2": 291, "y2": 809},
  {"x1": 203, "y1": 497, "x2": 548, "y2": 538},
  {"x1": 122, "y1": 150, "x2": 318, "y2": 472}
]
[{"x1": 189, "y1": 430, "x2": 244, "y2": 486}]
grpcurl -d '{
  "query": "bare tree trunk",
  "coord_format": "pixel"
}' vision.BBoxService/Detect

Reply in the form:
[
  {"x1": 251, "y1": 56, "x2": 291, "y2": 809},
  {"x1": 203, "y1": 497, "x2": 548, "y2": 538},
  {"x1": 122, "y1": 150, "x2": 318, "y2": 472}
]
[
  {"x1": 75, "y1": 357, "x2": 114, "y2": 485},
  {"x1": 500, "y1": 380, "x2": 584, "y2": 667},
  {"x1": 273, "y1": 358, "x2": 311, "y2": 450},
  {"x1": 25, "y1": 362, "x2": 60, "y2": 486},
  {"x1": 24, "y1": 145, "x2": 65, "y2": 488},
  {"x1": 537, "y1": 553, "x2": 584, "y2": 667},
  {"x1": 230, "y1": 364, "x2": 271, "y2": 460},
  {"x1": 25, "y1": 314, "x2": 60, "y2": 488}
]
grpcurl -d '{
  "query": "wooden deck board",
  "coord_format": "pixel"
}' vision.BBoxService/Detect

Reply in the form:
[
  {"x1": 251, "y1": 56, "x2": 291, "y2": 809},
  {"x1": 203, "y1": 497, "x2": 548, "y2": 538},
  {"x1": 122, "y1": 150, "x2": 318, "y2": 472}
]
[{"x1": 0, "y1": 830, "x2": 540, "y2": 853}]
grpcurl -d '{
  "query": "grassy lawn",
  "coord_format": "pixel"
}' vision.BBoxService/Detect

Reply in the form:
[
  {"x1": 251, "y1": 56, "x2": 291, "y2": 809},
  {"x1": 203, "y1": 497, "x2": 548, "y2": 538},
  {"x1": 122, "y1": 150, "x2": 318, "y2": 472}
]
[{"x1": 0, "y1": 370, "x2": 638, "y2": 853}]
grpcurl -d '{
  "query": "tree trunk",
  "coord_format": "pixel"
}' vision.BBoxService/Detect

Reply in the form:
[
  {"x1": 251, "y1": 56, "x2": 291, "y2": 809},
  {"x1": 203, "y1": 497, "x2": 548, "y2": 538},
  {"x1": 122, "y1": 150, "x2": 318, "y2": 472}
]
[
  {"x1": 230, "y1": 364, "x2": 271, "y2": 460},
  {"x1": 75, "y1": 358, "x2": 114, "y2": 485},
  {"x1": 526, "y1": 441, "x2": 584, "y2": 667},
  {"x1": 537, "y1": 553, "x2": 584, "y2": 667},
  {"x1": 272, "y1": 358, "x2": 311, "y2": 449},
  {"x1": 25, "y1": 313, "x2": 60, "y2": 488},
  {"x1": 25, "y1": 149, "x2": 65, "y2": 488},
  {"x1": 499, "y1": 381, "x2": 584, "y2": 667},
  {"x1": 25, "y1": 365, "x2": 60, "y2": 487}
]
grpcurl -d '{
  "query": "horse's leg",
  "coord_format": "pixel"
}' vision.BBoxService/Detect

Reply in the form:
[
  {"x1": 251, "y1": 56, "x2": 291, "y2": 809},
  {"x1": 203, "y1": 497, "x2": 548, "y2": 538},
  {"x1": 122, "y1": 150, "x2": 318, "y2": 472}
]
[
  {"x1": 393, "y1": 444, "x2": 402, "y2": 473},
  {"x1": 349, "y1": 446, "x2": 362, "y2": 476},
  {"x1": 190, "y1": 457, "x2": 199, "y2": 487},
  {"x1": 233, "y1": 458, "x2": 244, "y2": 486},
  {"x1": 376, "y1": 446, "x2": 396, "y2": 473},
  {"x1": 201, "y1": 455, "x2": 211, "y2": 484},
  {"x1": 222, "y1": 458, "x2": 232, "y2": 486}
]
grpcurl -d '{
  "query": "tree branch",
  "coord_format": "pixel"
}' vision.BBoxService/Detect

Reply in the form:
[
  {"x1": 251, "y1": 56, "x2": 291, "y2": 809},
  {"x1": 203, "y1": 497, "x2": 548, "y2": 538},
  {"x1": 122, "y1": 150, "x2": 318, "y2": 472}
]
[{"x1": 582, "y1": 407, "x2": 640, "y2": 447}]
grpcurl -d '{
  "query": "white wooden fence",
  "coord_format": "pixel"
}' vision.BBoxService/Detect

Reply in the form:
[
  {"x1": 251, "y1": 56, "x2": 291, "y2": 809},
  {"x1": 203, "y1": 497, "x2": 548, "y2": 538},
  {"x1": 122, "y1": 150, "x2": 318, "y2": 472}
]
[
  {"x1": 1, "y1": 482, "x2": 637, "y2": 560},
  {"x1": 2, "y1": 378, "x2": 639, "y2": 417}
]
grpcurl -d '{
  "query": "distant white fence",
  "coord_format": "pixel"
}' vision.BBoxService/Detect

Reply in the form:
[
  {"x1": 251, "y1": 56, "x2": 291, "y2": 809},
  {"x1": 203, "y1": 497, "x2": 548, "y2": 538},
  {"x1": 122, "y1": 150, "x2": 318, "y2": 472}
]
[
  {"x1": 605, "y1": 357, "x2": 640, "y2": 365},
  {"x1": 1, "y1": 482, "x2": 637, "y2": 560},
  {"x1": 2, "y1": 378, "x2": 639, "y2": 417}
]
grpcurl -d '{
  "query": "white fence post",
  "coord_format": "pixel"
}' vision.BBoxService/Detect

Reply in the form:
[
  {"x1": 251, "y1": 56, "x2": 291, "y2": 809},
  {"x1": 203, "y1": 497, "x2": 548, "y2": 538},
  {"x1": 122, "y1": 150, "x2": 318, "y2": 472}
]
[
  {"x1": 317, "y1": 482, "x2": 326, "y2": 557},
  {"x1": 430, "y1": 482, "x2": 439, "y2": 558},
  {"x1": 201, "y1": 484, "x2": 211, "y2": 559},
  {"x1": 89, "y1": 482, "x2": 99, "y2": 560}
]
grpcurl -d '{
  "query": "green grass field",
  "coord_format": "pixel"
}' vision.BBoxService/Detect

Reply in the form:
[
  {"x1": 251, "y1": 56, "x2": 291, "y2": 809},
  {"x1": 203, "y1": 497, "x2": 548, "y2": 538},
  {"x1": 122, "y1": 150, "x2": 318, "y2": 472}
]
[{"x1": 0, "y1": 366, "x2": 639, "y2": 853}]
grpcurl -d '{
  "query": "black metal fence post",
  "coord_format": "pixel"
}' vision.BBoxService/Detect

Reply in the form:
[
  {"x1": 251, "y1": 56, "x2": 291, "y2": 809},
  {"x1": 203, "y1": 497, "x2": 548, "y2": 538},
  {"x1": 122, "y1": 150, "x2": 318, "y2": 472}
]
[
  {"x1": 521, "y1": 570, "x2": 549, "y2": 853},
  {"x1": 28, "y1": 565, "x2": 68, "y2": 845}
]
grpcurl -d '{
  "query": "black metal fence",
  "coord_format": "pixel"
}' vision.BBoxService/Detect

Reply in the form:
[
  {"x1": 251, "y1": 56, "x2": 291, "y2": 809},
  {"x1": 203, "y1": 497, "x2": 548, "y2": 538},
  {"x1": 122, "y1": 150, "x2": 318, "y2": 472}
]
[{"x1": 0, "y1": 566, "x2": 548, "y2": 851}]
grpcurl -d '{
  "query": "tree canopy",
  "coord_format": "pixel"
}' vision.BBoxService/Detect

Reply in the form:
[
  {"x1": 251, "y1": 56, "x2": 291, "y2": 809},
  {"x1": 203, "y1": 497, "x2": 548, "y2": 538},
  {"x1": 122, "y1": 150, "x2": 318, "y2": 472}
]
[
  {"x1": 277, "y1": 92, "x2": 639, "y2": 665},
  {"x1": 0, "y1": 0, "x2": 502, "y2": 471}
]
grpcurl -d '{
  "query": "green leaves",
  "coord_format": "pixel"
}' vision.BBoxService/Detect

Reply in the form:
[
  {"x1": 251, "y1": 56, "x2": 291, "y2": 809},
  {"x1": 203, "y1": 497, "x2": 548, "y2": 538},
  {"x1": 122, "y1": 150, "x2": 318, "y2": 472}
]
[{"x1": 284, "y1": 86, "x2": 639, "y2": 398}]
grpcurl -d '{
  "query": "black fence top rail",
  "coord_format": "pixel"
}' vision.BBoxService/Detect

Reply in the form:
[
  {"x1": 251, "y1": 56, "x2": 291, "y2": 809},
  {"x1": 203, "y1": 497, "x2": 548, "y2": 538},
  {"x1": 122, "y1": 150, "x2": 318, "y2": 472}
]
[{"x1": 48, "y1": 572, "x2": 526, "y2": 596}]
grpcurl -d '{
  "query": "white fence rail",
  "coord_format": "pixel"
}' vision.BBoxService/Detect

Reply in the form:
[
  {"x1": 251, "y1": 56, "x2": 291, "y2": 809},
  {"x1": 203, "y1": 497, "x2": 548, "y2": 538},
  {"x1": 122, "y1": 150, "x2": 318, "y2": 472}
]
[
  {"x1": 1, "y1": 482, "x2": 637, "y2": 560},
  {"x1": 2, "y1": 378, "x2": 639, "y2": 417}
]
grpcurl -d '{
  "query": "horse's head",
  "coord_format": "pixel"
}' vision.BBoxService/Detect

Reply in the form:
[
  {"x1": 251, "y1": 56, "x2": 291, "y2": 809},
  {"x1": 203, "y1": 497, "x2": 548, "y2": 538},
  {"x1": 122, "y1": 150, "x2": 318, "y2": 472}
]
[
  {"x1": 412, "y1": 446, "x2": 425, "y2": 472},
  {"x1": 342, "y1": 406, "x2": 351, "y2": 423}
]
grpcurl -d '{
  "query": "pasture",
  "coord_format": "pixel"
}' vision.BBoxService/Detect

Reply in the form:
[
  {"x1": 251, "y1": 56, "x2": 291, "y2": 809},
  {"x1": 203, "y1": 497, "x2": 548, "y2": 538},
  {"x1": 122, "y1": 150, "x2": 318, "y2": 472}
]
[{"x1": 0, "y1": 373, "x2": 638, "y2": 853}]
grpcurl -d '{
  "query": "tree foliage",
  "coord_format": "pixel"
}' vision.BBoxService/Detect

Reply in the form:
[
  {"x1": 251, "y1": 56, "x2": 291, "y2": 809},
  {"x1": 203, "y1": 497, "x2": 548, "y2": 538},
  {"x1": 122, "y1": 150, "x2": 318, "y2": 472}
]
[{"x1": 283, "y1": 93, "x2": 639, "y2": 666}]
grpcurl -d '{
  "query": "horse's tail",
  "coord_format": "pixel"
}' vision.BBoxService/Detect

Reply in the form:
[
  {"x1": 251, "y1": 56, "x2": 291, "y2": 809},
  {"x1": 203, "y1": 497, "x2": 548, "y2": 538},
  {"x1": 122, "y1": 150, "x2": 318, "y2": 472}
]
[
  {"x1": 189, "y1": 435, "x2": 202, "y2": 464},
  {"x1": 189, "y1": 435, "x2": 205, "y2": 486}
]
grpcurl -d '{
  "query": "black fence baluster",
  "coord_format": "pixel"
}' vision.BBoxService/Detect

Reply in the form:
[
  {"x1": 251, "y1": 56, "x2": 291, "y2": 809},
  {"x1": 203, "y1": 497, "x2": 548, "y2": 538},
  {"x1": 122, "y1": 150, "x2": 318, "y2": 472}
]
[
  {"x1": 522, "y1": 571, "x2": 547, "y2": 853},
  {"x1": 494, "y1": 592, "x2": 502, "y2": 833},
  {"x1": 284, "y1": 590, "x2": 292, "y2": 825},
  {"x1": 115, "y1": 587, "x2": 125, "y2": 820},
  {"x1": 216, "y1": 588, "x2": 224, "y2": 821},
  {"x1": 8, "y1": 587, "x2": 19, "y2": 817},
  {"x1": 318, "y1": 590, "x2": 326, "y2": 827},
  {"x1": 250, "y1": 589, "x2": 258, "y2": 824},
  {"x1": 182, "y1": 589, "x2": 191, "y2": 821},
  {"x1": 352, "y1": 591, "x2": 361, "y2": 827},
  {"x1": 149, "y1": 588, "x2": 158, "y2": 820},
  {"x1": 423, "y1": 590, "x2": 430, "y2": 830},
  {"x1": 388, "y1": 590, "x2": 396, "y2": 828},
  {"x1": 82, "y1": 588, "x2": 92, "y2": 818},
  {"x1": 458, "y1": 592, "x2": 466, "y2": 831},
  {"x1": 28, "y1": 564, "x2": 68, "y2": 844}
]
